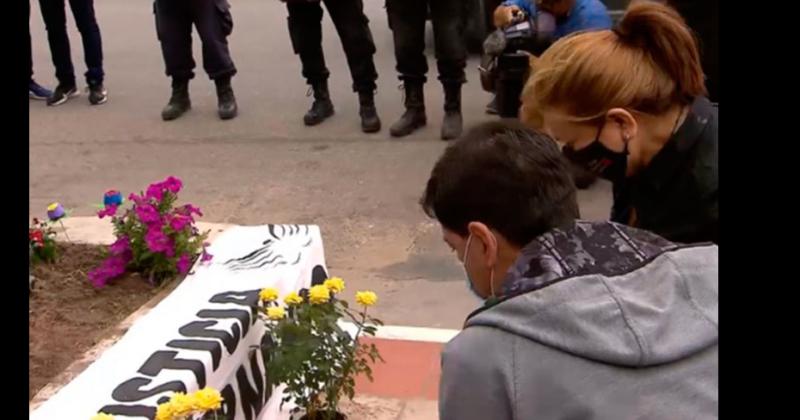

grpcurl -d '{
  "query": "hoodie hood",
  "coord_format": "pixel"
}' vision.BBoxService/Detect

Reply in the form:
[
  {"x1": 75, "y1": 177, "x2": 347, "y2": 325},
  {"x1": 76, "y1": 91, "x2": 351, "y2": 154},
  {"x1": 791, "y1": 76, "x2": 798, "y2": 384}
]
[{"x1": 467, "y1": 221, "x2": 718, "y2": 368}]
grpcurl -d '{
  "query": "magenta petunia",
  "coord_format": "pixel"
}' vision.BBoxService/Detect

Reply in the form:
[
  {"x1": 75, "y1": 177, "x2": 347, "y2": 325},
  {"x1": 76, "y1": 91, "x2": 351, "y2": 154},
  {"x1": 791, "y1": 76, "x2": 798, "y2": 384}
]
[
  {"x1": 180, "y1": 204, "x2": 203, "y2": 218},
  {"x1": 169, "y1": 214, "x2": 192, "y2": 232},
  {"x1": 145, "y1": 227, "x2": 174, "y2": 257},
  {"x1": 164, "y1": 176, "x2": 183, "y2": 194},
  {"x1": 135, "y1": 204, "x2": 162, "y2": 226},
  {"x1": 177, "y1": 253, "x2": 192, "y2": 274},
  {"x1": 97, "y1": 204, "x2": 119, "y2": 219},
  {"x1": 201, "y1": 248, "x2": 213, "y2": 263},
  {"x1": 109, "y1": 236, "x2": 130, "y2": 255},
  {"x1": 145, "y1": 182, "x2": 165, "y2": 202}
]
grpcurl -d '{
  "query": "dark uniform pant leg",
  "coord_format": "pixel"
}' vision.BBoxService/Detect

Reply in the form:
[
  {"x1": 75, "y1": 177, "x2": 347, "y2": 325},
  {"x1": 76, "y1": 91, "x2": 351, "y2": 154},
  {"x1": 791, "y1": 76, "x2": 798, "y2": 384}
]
[
  {"x1": 39, "y1": 0, "x2": 76, "y2": 86},
  {"x1": 324, "y1": 0, "x2": 378, "y2": 93},
  {"x1": 430, "y1": 0, "x2": 466, "y2": 85},
  {"x1": 154, "y1": 0, "x2": 195, "y2": 81},
  {"x1": 193, "y1": 0, "x2": 237, "y2": 80},
  {"x1": 28, "y1": 0, "x2": 33, "y2": 82},
  {"x1": 286, "y1": 0, "x2": 329, "y2": 86},
  {"x1": 386, "y1": 0, "x2": 428, "y2": 83},
  {"x1": 67, "y1": 0, "x2": 104, "y2": 85}
]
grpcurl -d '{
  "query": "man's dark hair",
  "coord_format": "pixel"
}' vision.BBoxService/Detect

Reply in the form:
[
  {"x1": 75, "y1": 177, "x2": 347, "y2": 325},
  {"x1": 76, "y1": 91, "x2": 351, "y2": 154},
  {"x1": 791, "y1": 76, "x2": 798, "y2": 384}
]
[{"x1": 420, "y1": 120, "x2": 579, "y2": 247}]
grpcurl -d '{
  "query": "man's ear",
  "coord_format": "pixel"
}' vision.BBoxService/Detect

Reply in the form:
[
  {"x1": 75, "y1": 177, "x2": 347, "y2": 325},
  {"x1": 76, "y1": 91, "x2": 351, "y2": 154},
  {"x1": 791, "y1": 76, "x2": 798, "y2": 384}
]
[{"x1": 467, "y1": 222, "x2": 498, "y2": 268}]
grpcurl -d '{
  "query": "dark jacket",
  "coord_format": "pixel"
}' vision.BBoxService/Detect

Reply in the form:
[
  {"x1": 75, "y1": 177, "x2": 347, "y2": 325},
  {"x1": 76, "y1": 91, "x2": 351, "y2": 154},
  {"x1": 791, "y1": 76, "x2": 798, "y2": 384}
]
[
  {"x1": 612, "y1": 96, "x2": 718, "y2": 244},
  {"x1": 440, "y1": 221, "x2": 718, "y2": 420}
]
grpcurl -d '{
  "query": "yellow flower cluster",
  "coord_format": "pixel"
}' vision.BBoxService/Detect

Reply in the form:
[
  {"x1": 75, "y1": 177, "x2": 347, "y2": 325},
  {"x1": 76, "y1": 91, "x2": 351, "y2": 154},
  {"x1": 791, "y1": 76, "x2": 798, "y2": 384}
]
[
  {"x1": 284, "y1": 291, "x2": 303, "y2": 306},
  {"x1": 90, "y1": 413, "x2": 115, "y2": 420},
  {"x1": 356, "y1": 291, "x2": 378, "y2": 307},
  {"x1": 324, "y1": 277, "x2": 345, "y2": 293},
  {"x1": 259, "y1": 287, "x2": 279, "y2": 302},
  {"x1": 267, "y1": 306, "x2": 286, "y2": 320},
  {"x1": 309, "y1": 284, "x2": 331, "y2": 304},
  {"x1": 155, "y1": 387, "x2": 223, "y2": 420}
]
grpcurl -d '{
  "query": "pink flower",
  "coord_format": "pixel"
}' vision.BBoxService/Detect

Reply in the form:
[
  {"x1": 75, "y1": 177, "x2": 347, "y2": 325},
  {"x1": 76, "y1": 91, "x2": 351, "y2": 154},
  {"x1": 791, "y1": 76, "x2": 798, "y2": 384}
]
[
  {"x1": 89, "y1": 254, "x2": 131, "y2": 288},
  {"x1": 135, "y1": 204, "x2": 161, "y2": 226},
  {"x1": 178, "y1": 204, "x2": 203, "y2": 218},
  {"x1": 145, "y1": 227, "x2": 174, "y2": 257},
  {"x1": 201, "y1": 248, "x2": 213, "y2": 263},
  {"x1": 97, "y1": 204, "x2": 119, "y2": 219},
  {"x1": 177, "y1": 253, "x2": 192, "y2": 274},
  {"x1": 145, "y1": 183, "x2": 165, "y2": 202},
  {"x1": 164, "y1": 176, "x2": 183, "y2": 194},
  {"x1": 128, "y1": 193, "x2": 145, "y2": 204},
  {"x1": 169, "y1": 214, "x2": 192, "y2": 232},
  {"x1": 110, "y1": 236, "x2": 130, "y2": 255}
]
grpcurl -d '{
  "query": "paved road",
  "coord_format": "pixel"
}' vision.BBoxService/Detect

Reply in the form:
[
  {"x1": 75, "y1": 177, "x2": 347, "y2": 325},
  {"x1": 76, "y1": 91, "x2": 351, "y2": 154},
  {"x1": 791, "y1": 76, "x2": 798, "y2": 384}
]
[{"x1": 29, "y1": 0, "x2": 613, "y2": 329}]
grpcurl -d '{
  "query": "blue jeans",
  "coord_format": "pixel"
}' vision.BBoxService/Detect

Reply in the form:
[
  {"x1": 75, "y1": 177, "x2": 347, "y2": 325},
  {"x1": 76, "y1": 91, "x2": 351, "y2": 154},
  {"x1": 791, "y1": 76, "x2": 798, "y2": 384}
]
[{"x1": 38, "y1": 0, "x2": 104, "y2": 86}]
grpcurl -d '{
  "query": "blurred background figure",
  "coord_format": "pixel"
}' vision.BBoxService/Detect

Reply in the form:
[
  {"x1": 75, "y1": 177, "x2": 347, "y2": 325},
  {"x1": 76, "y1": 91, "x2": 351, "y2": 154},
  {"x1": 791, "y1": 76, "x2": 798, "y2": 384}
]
[
  {"x1": 29, "y1": 1, "x2": 52, "y2": 101},
  {"x1": 38, "y1": 0, "x2": 107, "y2": 106}
]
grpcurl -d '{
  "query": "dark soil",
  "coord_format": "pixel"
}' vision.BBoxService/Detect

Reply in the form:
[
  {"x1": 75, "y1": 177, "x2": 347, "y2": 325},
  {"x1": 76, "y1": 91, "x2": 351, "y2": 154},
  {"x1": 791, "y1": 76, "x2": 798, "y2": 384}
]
[{"x1": 29, "y1": 243, "x2": 164, "y2": 400}]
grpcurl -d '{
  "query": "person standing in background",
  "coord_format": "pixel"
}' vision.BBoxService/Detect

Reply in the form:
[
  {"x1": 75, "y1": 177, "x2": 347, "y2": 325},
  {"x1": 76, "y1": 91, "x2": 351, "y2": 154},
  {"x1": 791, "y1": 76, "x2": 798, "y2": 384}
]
[
  {"x1": 154, "y1": 0, "x2": 238, "y2": 121},
  {"x1": 385, "y1": 0, "x2": 468, "y2": 141},
  {"x1": 281, "y1": 0, "x2": 381, "y2": 133},
  {"x1": 38, "y1": 0, "x2": 107, "y2": 106},
  {"x1": 29, "y1": 1, "x2": 53, "y2": 101}
]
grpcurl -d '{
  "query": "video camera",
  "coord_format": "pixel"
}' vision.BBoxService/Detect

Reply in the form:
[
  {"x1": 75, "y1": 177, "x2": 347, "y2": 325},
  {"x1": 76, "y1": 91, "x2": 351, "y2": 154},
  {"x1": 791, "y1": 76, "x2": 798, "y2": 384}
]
[{"x1": 479, "y1": 12, "x2": 556, "y2": 118}]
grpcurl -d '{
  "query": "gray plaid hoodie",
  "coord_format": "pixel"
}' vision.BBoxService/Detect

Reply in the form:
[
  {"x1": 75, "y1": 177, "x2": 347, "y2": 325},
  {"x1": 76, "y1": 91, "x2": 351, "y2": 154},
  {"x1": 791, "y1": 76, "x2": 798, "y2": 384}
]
[{"x1": 439, "y1": 221, "x2": 718, "y2": 420}]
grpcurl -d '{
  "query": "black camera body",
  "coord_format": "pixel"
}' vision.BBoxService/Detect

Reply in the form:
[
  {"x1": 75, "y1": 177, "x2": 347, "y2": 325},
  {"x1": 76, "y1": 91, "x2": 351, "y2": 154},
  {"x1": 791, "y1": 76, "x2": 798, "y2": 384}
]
[{"x1": 480, "y1": 14, "x2": 555, "y2": 117}]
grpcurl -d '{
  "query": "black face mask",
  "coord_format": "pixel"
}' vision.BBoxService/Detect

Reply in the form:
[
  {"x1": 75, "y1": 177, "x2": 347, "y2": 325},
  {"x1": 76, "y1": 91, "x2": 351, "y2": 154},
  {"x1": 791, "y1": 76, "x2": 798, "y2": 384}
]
[{"x1": 562, "y1": 124, "x2": 628, "y2": 183}]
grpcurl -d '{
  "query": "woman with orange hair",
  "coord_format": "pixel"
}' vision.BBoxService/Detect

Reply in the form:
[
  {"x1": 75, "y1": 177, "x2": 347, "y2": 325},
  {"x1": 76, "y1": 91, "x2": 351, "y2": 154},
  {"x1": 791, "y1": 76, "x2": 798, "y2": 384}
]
[{"x1": 522, "y1": 0, "x2": 717, "y2": 244}]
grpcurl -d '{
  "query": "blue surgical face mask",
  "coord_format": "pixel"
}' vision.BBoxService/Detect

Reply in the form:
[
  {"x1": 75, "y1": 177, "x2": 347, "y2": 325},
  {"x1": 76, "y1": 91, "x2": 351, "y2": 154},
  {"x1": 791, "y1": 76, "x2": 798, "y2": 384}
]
[{"x1": 462, "y1": 234, "x2": 496, "y2": 302}]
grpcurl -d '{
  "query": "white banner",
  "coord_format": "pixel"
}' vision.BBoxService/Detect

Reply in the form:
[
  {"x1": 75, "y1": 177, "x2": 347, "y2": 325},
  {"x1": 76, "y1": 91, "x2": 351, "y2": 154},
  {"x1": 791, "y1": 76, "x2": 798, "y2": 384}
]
[{"x1": 31, "y1": 224, "x2": 327, "y2": 420}]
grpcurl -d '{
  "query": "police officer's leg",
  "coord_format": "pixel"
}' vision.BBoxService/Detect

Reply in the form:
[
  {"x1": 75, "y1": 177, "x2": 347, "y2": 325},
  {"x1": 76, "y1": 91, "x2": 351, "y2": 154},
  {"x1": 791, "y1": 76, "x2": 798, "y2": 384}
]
[
  {"x1": 68, "y1": 0, "x2": 106, "y2": 104},
  {"x1": 324, "y1": 0, "x2": 380, "y2": 132},
  {"x1": 154, "y1": 0, "x2": 195, "y2": 120},
  {"x1": 430, "y1": 0, "x2": 467, "y2": 140},
  {"x1": 39, "y1": 0, "x2": 78, "y2": 105},
  {"x1": 386, "y1": 0, "x2": 428, "y2": 137},
  {"x1": 193, "y1": 0, "x2": 238, "y2": 119},
  {"x1": 286, "y1": 0, "x2": 334, "y2": 126}
]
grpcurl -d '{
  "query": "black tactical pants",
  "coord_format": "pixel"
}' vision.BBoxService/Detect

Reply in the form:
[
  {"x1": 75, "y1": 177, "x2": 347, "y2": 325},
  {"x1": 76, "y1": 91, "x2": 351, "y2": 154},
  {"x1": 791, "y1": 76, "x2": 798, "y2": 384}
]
[
  {"x1": 154, "y1": 0, "x2": 237, "y2": 81},
  {"x1": 285, "y1": 0, "x2": 378, "y2": 93},
  {"x1": 386, "y1": 0, "x2": 467, "y2": 85}
]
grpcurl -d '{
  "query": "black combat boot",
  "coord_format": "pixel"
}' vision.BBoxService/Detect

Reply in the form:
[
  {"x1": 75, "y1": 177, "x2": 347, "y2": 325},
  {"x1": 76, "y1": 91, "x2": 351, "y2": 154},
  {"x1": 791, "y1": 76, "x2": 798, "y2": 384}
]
[
  {"x1": 441, "y1": 83, "x2": 463, "y2": 140},
  {"x1": 161, "y1": 78, "x2": 191, "y2": 121},
  {"x1": 215, "y1": 76, "x2": 238, "y2": 120},
  {"x1": 389, "y1": 82, "x2": 426, "y2": 137},
  {"x1": 304, "y1": 81, "x2": 335, "y2": 126},
  {"x1": 358, "y1": 90, "x2": 381, "y2": 133}
]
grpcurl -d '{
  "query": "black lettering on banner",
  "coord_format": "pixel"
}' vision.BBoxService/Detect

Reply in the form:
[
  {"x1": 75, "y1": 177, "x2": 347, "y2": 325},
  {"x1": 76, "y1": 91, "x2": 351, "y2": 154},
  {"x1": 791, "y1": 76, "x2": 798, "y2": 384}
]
[
  {"x1": 138, "y1": 350, "x2": 208, "y2": 389},
  {"x1": 237, "y1": 351, "x2": 266, "y2": 420},
  {"x1": 198, "y1": 308, "x2": 254, "y2": 337},
  {"x1": 111, "y1": 377, "x2": 186, "y2": 402},
  {"x1": 167, "y1": 339, "x2": 223, "y2": 370},
  {"x1": 209, "y1": 290, "x2": 260, "y2": 307},
  {"x1": 219, "y1": 384, "x2": 238, "y2": 419},
  {"x1": 97, "y1": 403, "x2": 156, "y2": 419},
  {"x1": 179, "y1": 320, "x2": 241, "y2": 354}
]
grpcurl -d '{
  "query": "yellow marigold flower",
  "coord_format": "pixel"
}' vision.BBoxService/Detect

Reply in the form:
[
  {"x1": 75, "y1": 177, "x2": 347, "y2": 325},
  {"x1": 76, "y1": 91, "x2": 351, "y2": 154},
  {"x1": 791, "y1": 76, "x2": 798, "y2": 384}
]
[
  {"x1": 192, "y1": 387, "x2": 223, "y2": 411},
  {"x1": 168, "y1": 392, "x2": 195, "y2": 417},
  {"x1": 90, "y1": 413, "x2": 115, "y2": 420},
  {"x1": 154, "y1": 402, "x2": 177, "y2": 420},
  {"x1": 284, "y1": 291, "x2": 303, "y2": 306},
  {"x1": 324, "y1": 277, "x2": 346, "y2": 293},
  {"x1": 356, "y1": 291, "x2": 378, "y2": 307},
  {"x1": 267, "y1": 306, "x2": 286, "y2": 320},
  {"x1": 259, "y1": 287, "x2": 279, "y2": 302},
  {"x1": 309, "y1": 285, "x2": 331, "y2": 304}
]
